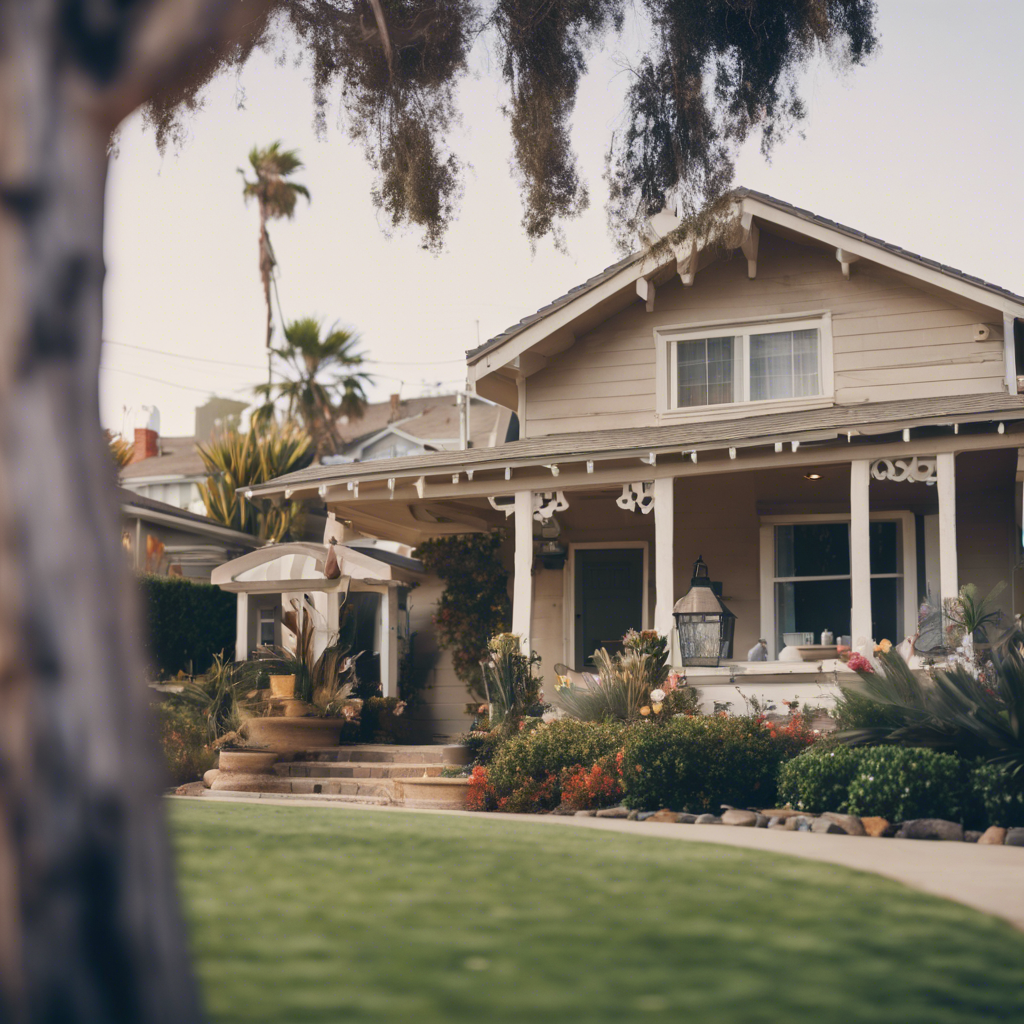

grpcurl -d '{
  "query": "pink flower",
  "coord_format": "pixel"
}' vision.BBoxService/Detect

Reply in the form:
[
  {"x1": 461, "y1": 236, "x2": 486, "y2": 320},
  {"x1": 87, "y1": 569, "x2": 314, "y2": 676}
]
[{"x1": 847, "y1": 652, "x2": 874, "y2": 674}]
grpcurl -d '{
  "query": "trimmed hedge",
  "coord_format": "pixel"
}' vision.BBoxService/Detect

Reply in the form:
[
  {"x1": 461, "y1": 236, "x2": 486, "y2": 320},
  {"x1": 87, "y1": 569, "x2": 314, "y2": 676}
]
[
  {"x1": 140, "y1": 574, "x2": 235, "y2": 677},
  {"x1": 779, "y1": 745, "x2": 1024, "y2": 827},
  {"x1": 620, "y1": 716, "x2": 799, "y2": 813}
]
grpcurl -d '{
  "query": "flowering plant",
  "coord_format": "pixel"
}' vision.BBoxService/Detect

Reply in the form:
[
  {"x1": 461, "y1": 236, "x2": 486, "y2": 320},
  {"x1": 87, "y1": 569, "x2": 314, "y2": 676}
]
[{"x1": 846, "y1": 651, "x2": 873, "y2": 673}]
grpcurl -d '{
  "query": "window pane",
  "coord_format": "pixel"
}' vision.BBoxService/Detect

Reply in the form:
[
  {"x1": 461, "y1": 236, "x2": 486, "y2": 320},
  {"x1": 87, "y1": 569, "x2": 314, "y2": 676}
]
[
  {"x1": 750, "y1": 329, "x2": 819, "y2": 401},
  {"x1": 775, "y1": 579, "x2": 851, "y2": 653},
  {"x1": 871, "y1": 577, "x2": 900, "y2": 643},
  {"x1": 869, "y1": 521, "x2": 899, "y2": 575},
  {"x1": 676, "y1": 337, "x2": 733, "y2": 407},
  {"x1": 776, "y1": 523, "x2": 850, "y2": 577}
]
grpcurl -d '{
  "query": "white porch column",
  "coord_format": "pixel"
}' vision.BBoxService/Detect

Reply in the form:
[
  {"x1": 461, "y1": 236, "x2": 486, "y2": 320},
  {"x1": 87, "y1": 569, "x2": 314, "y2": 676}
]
[
  {"x1": 937, "y1": 451, "x2": 959, "y2": 607},
  {"x1": 512, "y1": 490, "x2": 534, "y2": 653},
  {"x1": 381, "y1": 586, "x2": 400, "y2": 698},
  {"x1": 234, "y1": 593, "x2": 249, "y2": 662},
  {"x1": 653, "y1": 477, "x2": 676, "y2": 641},
  {"x1": 850, "y1": 460, "x2": 873, "y2": 644}
]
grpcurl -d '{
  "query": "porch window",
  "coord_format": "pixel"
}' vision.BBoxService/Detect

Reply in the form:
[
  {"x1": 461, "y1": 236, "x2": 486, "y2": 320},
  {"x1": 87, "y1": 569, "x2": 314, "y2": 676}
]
[
  {"x1": 257, "y1": 608, "x2": 275, "y2": 646},
  {"x1": 772, "y1": 520, "x2": 903, "y2": 652},
  {"x1": 664, "y1": 316, "x2": 828, "y2": 412}
]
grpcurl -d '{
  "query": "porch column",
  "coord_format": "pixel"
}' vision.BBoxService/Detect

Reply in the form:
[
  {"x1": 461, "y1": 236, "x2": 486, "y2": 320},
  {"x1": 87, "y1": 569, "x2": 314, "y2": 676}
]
[
  {"x1": 381, "y1": 586, "x2": 400, "y2": 698},
  {"x1": 234, "y1": 593, "x2": 249, "y2": 662},
  {"x1": 512, "y1": 490, "x2": 534, "y2": 653},
  {"x1": 653, "y1": 477, "x2": 675, "y2": 640},
  {"x1": 850, "y1": 460, "x2": 873, "y2": 643},
  {"x1": 937, "y1": 451, "x2": 959, "y2": 607}
]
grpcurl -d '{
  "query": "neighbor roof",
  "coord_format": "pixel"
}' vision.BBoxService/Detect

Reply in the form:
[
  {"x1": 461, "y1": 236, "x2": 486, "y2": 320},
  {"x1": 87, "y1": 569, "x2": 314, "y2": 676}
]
[
  {"x1": 246, "y1": 393, "x2": 1024, "y2": 498},
  {"x1": 467, "y1": 187, "x2": 1024, "y2": 365},
  {"x1": 119, "y1": 488, "x2": 260, "y2": 546}
]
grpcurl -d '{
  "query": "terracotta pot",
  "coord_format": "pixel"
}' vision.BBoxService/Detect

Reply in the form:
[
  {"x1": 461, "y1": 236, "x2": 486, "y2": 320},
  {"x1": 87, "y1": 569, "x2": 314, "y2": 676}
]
[
  {"x1": 244, "y1": 716, "x2": 343, "y2": 753},
  {"x1": 269, "y1": 674, "x2": 296, "y2": 699}
]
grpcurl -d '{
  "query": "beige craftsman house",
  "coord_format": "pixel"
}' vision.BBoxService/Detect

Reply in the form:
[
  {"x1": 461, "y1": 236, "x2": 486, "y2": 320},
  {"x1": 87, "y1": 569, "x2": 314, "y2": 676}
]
[{"x1": 235, "y1": 190, "x2": 1024, "y2": 735}]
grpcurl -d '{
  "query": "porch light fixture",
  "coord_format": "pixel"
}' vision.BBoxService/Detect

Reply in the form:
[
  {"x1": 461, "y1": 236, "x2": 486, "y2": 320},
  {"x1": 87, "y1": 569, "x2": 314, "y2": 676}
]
[
  {"x1": 804, "y1": 472, "x2": 822, "y2": 480},
  {"x1": 586, "y1": 460, "x2": 594, "y2": 473},
  {"x1": 318, "y1": 484, "x2": 328, "y2": 498},
  {"x1": 673, "y1": 556, "x2": 736, "y2": 668}
]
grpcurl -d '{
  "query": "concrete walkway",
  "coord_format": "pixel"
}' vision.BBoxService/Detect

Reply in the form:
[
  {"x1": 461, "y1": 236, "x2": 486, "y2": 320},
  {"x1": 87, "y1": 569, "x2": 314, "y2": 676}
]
[{"x1": 173, "y1": 794, "x2": 1024, "y2": 931}]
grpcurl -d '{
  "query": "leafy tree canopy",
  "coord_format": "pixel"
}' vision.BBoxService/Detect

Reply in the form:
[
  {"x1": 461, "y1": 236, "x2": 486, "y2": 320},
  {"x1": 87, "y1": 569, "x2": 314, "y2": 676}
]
[{"x1": 143, "y1": 0, "x2": 877, "y2": 252}]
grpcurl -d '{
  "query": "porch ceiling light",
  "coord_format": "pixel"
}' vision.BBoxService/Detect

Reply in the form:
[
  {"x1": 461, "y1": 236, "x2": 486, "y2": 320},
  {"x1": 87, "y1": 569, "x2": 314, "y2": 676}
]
[
  {"x1": 804, "y1": 472, "x2": 822, "y2": 480},
  {"x1": 673, "y1": 556, "x2": 736, "y2": 668}
]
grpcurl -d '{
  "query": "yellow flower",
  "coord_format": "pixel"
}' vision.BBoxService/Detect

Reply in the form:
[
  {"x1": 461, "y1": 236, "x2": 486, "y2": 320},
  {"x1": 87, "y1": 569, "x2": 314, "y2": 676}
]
[
  {"x1": 652, "y1": 702, "x2": 664, "y2": 714},
  {"x1": 876, "y1": 639, "x2": 892, "y2": 654},
  {"x1": 640, "y1": 706, "x2": 651, "y2": 717}
]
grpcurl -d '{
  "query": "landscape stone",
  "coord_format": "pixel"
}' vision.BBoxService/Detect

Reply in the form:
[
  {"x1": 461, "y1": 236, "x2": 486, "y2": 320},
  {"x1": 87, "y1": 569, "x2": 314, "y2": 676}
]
[
  {"x1": 978, "y1": 826, "x2": 1007, "y2": 845},
  {"x1": 721, "y1": 809, "x2": 758, "y2": 827},
  {"x1": 1005, "y1": 828, "x2": 1024, "y2": 847},
  {"x1": 175, "y1": 781, "x2": 206, "y2": 797},
  {"x1": 595, "y1": 806, "x2": 630, "y2": 819},
  {"x1": 822, "y1": 812, "x2": 867, "y2": 836},
  {"x1": 551, "y1": 804, "x2": 576, "y2": 816},
  {"x1": 759, "y1": 808, "x2": 803, "y2": 819},
  {"x1": 754, "y1": 814, "x2": 769, "y2": 828},
  {"x1": 811, "y1": 817, "x2": 845, "y2": 834},
  {"x1": 860, "y1": 816, "x2": 890, "y2": 837},
  {"x1": 677, "y1": 813, "x2": 698, "y2": 824},
  {"x1": 964, "y1": 831, "x2": 982, "y2": 843},
  {"x1": 627, "y1": 810, "x2": 640, "y2": 821},
  {"x1": 768, "y1": 823, "x2": 788, "y2": 831},
  {"x1": 694, "y1": 814, "x2": 722, "y2": 824},
  {"x1": 574, "y1": 809, "x2": 598, "y2": 817},
  {"x1": 649, "y1": 808, "x2": 681, "y2": 823},
  {"x1": 783, "y1": 815, "x2": 814, "y2": 831},
  {"x1": 768, "y1": 816, "x2": 785, "y2": 828},
  {"x1": 897, "y1": 819, "x2": 964, "y2": 842},
  {"x1": 202, "y1": 769, "x2": 219, "y2": 789},
  {"x1": 637, "y1": 811, "x2": 657, "y2": 821}
]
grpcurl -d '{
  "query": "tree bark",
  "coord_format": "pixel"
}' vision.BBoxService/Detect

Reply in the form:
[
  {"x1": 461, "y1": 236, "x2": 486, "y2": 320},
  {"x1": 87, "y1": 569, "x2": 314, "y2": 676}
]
[{"x1": 0, "y1": 1, "x2": 268, "y2": 1020}]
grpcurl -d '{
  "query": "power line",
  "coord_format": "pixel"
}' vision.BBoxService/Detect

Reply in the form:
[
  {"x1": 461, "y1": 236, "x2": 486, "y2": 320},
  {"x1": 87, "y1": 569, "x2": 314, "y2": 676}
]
[{"x1": 103, "y1": 339, "x2": 266, "y2": 371}]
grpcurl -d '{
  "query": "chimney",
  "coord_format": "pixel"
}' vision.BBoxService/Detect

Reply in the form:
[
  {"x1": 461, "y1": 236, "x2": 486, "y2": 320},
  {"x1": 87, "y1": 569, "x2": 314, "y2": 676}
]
[
  {"x1": 389, "y1": 393, "x2": 401, "y2": 422},
  {"x1": 130, "y1": 406, "x2": 160, "y2": 464}
]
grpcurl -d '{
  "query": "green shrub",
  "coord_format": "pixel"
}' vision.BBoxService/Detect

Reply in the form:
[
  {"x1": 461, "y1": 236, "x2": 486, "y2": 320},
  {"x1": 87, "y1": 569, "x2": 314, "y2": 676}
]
[
  {"x1": 620, "y1": 716, "x2": 798, "y2": 813},
  {"x1": 776, "y1": 742, "x2": 863, "y2": 813},
  {"x1": 486, "y1": 719, "x2": 625, "y2": 803},
  {"x1": 846, "y1": 747, "x2": 967, "y2": 822},
  {"x1": 830, "y1": 687, "x2": 905, "y2": 732},
  {"x1": 139, "y1": 574, "x2": 235, "y2": 677},
  {"x1": 969, "y1": 761, "x2": 1024, "y2": 828},
  {"x1": 153, "y1": 700, "x2": 215, "y2": 787}
]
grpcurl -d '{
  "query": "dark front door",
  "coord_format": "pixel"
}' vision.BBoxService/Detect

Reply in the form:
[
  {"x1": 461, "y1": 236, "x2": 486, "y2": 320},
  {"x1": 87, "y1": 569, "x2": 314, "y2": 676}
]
[{"x1": 574, "y1": 547, "x2": 645, "y2": 669}]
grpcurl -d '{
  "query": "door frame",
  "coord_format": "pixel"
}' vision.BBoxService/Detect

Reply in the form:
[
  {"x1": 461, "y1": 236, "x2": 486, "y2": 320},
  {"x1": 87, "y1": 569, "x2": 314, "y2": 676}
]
[{"x1": 564, "y1": 541, "x2": 650, "y2": 666}]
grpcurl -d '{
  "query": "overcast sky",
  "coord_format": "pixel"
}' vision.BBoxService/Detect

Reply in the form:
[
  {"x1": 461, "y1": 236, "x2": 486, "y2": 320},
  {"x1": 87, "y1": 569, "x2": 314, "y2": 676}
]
[{"x1": 101, "y1": 1, "x2": 1024, "y2": 438}]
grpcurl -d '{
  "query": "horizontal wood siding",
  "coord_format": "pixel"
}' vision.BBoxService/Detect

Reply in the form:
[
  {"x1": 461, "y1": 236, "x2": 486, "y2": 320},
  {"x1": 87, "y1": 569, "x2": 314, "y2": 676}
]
[{"x1": 524, "y1": 233, "x2": 1005, "y2": 437}]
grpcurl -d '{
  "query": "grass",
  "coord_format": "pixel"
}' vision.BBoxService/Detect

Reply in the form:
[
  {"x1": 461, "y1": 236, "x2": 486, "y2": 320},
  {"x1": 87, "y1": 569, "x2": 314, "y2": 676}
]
[{"x1": 171, "y1": 801, "x2": 1024, "y2": 1024}]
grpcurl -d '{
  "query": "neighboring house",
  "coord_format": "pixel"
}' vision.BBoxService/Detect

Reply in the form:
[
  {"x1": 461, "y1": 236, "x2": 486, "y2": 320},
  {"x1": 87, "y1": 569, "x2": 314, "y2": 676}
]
[
  {"x1": 120, "y1": 396, "x2": 249, "y2": 512},
  {"x1": 236, "y1": 189, "x2": 1024, "y2": 735},
  {"x1": 120, "y1": 488, "x2": 261, "y2": 581}
]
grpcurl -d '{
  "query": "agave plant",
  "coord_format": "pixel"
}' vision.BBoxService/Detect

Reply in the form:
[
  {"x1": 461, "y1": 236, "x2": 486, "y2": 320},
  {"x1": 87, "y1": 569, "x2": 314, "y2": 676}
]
[
  {"x1": 196, "y1": 417, "x2": 314, "y2": 541},
  {"x1": 176, "y1": 652, "x2": 253, "y2": 742},
  {"x1": 838, "y1": 635, "x2": 1024, "y2": 779}
]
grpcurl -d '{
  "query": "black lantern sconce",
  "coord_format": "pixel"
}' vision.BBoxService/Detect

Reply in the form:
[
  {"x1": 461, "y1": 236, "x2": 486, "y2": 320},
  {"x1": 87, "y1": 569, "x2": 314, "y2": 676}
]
[{"x1": 673, "y1": 556, "x2": 736, "y2": 667}]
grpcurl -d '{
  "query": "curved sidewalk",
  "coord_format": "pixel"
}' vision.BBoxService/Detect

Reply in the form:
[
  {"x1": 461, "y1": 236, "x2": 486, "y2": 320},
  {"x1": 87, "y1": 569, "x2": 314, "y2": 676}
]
[{"x1": 177, "y1": 794, "x2": 1024, "y2": 931}]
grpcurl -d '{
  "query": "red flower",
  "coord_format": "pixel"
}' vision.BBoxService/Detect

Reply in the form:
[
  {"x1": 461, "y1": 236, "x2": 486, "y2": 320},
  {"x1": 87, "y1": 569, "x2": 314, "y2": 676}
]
[{"x1": 847, "y1": 651, "x2": 874, "y2": 674}]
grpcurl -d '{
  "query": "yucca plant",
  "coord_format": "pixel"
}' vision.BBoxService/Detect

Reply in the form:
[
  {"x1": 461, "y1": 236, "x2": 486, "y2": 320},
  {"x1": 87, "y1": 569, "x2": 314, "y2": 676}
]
[
  {"x1": 196, "y1": 417, "x2": 314, "y2": 541},
  {"x1": 176, "y1": 652, "x2": 252, "y2": 743},
  {"x1": 480, "y1": 633, "x2": 541, "y2": 736},
  {"x1": 839, "y1": 633, "x2": 1024, "y2": 779}
]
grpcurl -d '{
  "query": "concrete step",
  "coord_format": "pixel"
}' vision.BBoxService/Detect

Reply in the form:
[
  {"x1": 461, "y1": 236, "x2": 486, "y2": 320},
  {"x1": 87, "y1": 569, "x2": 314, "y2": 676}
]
[
  {"x1": 202, "y1": 789, "x2": 393, "y2": 807},
  {"x1": 279, "y1": 744, "x2": 467, "y2": 765},
  {"x1": 275, "y1": 762, "x2": 444, "y2": 780}
]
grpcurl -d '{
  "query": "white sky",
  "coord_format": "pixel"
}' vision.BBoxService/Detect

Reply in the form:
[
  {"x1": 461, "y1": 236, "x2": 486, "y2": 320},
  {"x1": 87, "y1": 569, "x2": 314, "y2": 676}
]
[{"x1": 102, "y1": 1, "x2": 1024, "y2": 437}]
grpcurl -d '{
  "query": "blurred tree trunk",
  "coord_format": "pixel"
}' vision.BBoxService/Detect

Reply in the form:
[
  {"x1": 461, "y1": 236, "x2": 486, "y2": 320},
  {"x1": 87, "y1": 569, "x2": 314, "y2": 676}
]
[{"x1": 0, "y1": 2, "x2": 266, "y2": 1020}]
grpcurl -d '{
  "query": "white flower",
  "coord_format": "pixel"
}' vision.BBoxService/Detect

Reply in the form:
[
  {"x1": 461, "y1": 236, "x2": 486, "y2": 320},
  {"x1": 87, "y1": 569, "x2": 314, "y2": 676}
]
[{"x1": 650, "y1": 688, "x2": 666, "y2": 703}]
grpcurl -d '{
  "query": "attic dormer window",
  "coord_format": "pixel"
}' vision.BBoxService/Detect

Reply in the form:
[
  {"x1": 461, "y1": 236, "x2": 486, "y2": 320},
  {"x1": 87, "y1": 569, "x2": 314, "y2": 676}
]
[{"x1": 659, "y1": 313, "x2": 833, "y2": 419}]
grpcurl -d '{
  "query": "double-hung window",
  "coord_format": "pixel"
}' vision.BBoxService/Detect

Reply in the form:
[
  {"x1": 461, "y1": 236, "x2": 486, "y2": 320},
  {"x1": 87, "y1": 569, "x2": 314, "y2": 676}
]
[{"x1": 661, "y1": 315, "x2": 832, "y2": 416}]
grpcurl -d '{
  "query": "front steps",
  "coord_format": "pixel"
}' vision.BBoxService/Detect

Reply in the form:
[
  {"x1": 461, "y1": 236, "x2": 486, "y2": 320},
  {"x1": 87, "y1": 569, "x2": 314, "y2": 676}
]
[{"x1": 207, "y1": 744, "x2": 468, "y2": 806}]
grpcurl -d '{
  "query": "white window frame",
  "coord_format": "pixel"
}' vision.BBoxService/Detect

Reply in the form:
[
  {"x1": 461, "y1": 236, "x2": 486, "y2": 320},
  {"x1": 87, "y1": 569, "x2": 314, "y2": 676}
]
[
  {"x1": 656, "y1": 311, "x2": 834, "y2": 424},
  {"x1": 758, "y1": 512, "x2": 917, "y2": 660}
]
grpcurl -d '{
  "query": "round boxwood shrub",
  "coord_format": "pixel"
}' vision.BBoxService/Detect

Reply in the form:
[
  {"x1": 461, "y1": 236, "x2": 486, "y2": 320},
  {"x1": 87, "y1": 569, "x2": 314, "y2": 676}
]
[
  {"x1": 486, "y1": 719, "x2": 625, "y2": 803},
  {"x1": 619, "y1": 715, "x2": 796, "y2": 814},
  {"x1": 969, "y1": 761, "x2": 1024, "y2": 828},
  {"x1": 846, "y1": 747, "x2": 966, "y2": 823},
  {"x1": 776, "y1": 742, "x2": 862, "y2": 814}
]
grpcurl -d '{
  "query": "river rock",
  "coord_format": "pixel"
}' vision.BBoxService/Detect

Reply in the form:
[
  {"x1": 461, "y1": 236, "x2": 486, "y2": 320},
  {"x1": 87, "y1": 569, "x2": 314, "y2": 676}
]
[
  {"x1": 978, "y1": 826, "x2": 1007, "y2": 845},
  {"x1": 1006, "y1": 828, "x2": 1024, "y2": 847},
  {"x1": 760, "y1": 808, "x2": 804, "y2": 819},
  {"x1": 637, "y1": 811, "x2": 657, "y2": 821},
  {"x1": 694, "y1": 814, "x2": 722, "y2": 824},
  {"x1": 822, "y1": 812, "x2": 867, "y2": 836},
  {"x1": 860, "y1": 816, "x2": 890, "y2": 837},
  {"x1": 677, "y1": 813, "x2": 698, "y2": 824},
  {"x1": 964, "y1": 831, "x2": 982, "y2": 843},
  {"x1": 574, "y1": 809, "x2": 598, "y2": 817},
  {"x1": 175, "y1": 781, "x2": 206, "y2": 797},
  {"x1": 722, "y1": 809, "x2": 758, "y2": 827},
  {"x1": 627, "y1": 810, "x2": 640, "y2": 821},
  {"x1": 783, "y1": 815, "x2": 814, "y2": 831},
  {"x1": 202, "y1": 769, "x2": 219, "y2": 789},
  {"x1": 897, "y1": 819, "x2": 964, "y2": 841},
  {"x1": 551, "y1": 804, "x2": 576, "y2": 816},
  {"x1": 811, "y1": 817, "x2": 845, "y2": 834},
  {"x1": 649, "y1": 808, "x2": 681, "y2": 823},
  {"x1": 595, "y1": 806, "x2": 630, "y2": 819}
]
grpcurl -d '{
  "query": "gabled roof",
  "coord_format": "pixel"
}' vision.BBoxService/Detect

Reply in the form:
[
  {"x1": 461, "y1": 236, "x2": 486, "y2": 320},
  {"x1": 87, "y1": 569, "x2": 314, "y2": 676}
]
[
  {"x1": 467, "y1": 187, "x2": 1024, "y2": 369},
  {"x1": 119, "y1": 488, "x2": 260, "y2": 547}
]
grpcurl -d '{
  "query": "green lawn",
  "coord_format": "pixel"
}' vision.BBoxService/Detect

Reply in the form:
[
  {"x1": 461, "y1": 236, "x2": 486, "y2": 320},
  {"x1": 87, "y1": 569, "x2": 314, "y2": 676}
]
[{"x1": 171, "y1": 801, "x2": 1024, "y2": 1024}]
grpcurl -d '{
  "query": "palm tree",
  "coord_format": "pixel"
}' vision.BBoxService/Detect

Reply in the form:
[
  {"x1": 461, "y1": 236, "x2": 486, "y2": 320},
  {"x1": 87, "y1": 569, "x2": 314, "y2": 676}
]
[
  {"x1": 254, "y1": 316, "x2": 372, "y2": 456},
  {"x1": 239, "y1": 142, "x2": 310, "y2": 377}
]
